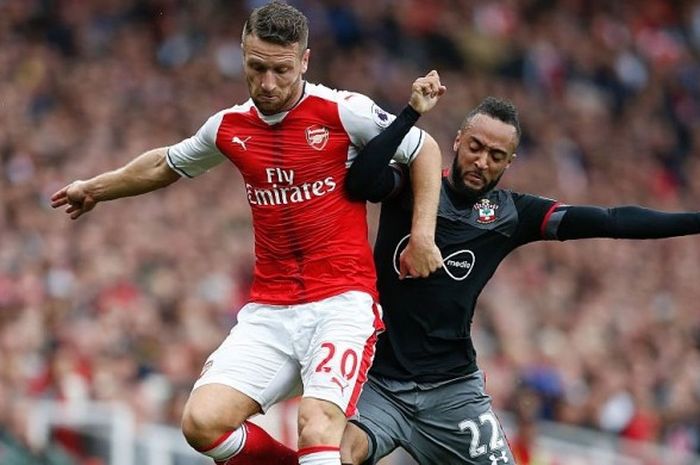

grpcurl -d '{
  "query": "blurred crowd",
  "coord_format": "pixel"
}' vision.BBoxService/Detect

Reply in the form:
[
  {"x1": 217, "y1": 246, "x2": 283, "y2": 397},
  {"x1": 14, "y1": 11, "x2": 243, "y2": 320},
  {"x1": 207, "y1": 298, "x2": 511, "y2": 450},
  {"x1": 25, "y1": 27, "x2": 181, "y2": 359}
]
[{"x1": 2, "y1": 0, "x2": 700, "y2": 463}]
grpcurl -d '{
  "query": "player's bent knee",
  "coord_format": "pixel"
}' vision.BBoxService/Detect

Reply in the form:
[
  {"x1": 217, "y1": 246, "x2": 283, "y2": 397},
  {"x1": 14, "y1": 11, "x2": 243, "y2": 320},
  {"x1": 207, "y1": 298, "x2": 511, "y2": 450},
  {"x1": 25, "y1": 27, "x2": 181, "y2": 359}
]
[
  {"x1": 298, "y1": 398, "x2": 346, "y2": 447},
  {"x1": 181, "y1": 407, "x2": 223, "y2": 449},
  {"x1": 181, "y1": 384, "x2": 259, "y2": 450}
]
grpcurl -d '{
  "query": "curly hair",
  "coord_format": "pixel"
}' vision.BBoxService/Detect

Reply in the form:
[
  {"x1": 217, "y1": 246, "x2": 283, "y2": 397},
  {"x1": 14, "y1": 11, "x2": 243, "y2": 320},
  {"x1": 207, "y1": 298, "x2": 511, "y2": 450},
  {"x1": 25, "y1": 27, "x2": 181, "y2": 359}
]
[{"x1": 462, "y1": 96, "x2": 521, "y2": 143}]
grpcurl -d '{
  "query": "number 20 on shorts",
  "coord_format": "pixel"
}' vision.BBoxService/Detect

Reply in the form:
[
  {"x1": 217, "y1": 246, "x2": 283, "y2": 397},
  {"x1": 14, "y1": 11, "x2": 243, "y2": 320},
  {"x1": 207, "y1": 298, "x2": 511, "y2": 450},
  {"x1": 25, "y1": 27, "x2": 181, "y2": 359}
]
[{"x1": 315, "y1": 342, "x2": 359, "y2": 380}]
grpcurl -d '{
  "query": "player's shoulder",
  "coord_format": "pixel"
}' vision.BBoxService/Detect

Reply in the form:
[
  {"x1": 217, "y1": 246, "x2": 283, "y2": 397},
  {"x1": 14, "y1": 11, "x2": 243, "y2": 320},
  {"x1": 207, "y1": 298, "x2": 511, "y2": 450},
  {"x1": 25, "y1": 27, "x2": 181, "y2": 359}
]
[
  {"x1": 306, "y1": 82, "x2": 376, "y2": 109},
  {"x1": 198, "y1": 100, "x2": 256, "y2": 131},
  {"x1": 218, "y1": 100, "x2": 256, "y2": 117},
  {"x1": 507, "y1": 189, "x2": 558, "y2": 210},
  {"x1": 305, "y1": 82, "x2": 342, "y2": 101}
]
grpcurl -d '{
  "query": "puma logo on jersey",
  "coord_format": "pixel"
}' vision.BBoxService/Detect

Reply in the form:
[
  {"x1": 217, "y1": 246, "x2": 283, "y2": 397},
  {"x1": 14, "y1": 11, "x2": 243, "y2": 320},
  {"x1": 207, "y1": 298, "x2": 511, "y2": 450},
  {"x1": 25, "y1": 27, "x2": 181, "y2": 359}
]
[{"x1": 232, "y1": 136, "x2": 251, "y2": 150}]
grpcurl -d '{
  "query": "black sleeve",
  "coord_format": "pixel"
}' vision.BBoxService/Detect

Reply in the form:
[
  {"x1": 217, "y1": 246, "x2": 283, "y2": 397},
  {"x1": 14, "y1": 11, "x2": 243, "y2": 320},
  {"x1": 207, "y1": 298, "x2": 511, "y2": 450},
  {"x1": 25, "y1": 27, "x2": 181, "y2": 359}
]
[
  {"x1": 345, "y1": 105, "x2": 421, "y2": 203},
  {"x1": 552, "y1": 205, "x2": 700, "y2": 240}
]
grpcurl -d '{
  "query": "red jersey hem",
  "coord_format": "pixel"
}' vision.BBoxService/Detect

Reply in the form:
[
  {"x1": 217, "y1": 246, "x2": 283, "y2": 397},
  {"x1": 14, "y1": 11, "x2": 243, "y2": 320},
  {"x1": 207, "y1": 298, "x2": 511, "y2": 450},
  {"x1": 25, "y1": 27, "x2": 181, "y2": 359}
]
[{"x1": 247, "y1": 285, "x2": 378, "y2": 306}]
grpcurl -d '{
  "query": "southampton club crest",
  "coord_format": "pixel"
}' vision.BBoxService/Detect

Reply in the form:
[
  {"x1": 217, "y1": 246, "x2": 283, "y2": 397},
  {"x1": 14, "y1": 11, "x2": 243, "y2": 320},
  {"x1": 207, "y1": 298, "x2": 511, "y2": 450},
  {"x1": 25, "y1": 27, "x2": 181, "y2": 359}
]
[
  {"x1": 474, "y1": 198, "x2": 499, "y2": 224},
  {"x1": 305, "y1": 125, "x2": 330, "y2": 151}
]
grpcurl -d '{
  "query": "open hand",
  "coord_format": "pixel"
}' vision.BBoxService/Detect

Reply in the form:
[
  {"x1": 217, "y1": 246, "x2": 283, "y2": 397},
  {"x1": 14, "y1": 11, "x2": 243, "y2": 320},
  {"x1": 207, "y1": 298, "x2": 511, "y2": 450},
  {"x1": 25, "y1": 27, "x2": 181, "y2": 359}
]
[{"x1": 50, "y1": 180, "x2": 97, "y2": 220}]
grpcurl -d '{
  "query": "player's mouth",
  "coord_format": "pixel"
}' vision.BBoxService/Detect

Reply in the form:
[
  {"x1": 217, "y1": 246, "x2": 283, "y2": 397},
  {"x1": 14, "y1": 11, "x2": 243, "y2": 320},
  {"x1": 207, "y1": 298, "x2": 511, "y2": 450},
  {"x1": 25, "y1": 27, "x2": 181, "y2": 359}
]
[{"x1": 465, "y1": 172, "x2": 485, "y2": 185}]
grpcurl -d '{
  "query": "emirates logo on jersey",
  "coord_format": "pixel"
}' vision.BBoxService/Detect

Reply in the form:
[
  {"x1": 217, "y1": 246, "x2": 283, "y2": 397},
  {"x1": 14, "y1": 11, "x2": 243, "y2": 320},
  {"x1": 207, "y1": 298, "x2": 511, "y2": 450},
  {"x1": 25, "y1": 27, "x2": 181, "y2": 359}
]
[{"x1": 305, "y1": 125, "x2": 330, "y2": 151}]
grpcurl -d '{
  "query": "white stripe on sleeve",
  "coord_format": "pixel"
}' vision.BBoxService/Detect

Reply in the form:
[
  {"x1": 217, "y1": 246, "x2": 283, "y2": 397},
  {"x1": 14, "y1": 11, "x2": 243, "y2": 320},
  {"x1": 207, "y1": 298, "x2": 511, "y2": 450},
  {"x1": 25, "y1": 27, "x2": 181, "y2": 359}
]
[
  {"x1": 337, "y1": 92, "x2": 425, "y2": 165},
  {"x1": 167, "y1": 111, "x2": 227, "y2": 178}
]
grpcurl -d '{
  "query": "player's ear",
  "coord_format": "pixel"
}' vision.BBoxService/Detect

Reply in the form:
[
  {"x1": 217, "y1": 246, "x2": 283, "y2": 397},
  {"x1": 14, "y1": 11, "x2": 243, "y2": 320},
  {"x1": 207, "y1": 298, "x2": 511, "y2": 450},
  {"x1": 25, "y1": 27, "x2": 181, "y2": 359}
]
[
  {"x1": 300, "y1": 48, "x2": 310, "y2": 74},
  {"x1": 453, "y1": 130, "x2": 462, "y2": 152},
  {"x1": 506, "y1": 153, "x2": 517, "y2": 169}
]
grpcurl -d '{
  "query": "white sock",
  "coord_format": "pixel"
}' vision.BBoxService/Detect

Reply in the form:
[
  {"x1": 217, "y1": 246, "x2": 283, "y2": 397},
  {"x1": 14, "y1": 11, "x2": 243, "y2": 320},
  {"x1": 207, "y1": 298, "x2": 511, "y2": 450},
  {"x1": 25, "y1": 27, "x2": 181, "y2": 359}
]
[
  {"x1": 199, "y1": 425, "x2": 247, "y2": 462},
  {"x1": 298, "y1": 447, "x2": 341, "y2": 465}
]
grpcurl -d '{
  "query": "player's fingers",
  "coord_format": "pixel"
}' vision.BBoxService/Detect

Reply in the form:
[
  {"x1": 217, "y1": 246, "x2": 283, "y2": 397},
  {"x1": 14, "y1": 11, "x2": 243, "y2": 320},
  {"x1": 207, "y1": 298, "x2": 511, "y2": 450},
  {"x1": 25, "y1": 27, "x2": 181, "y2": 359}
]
[
  {"x1": 399, "y1": 255, "x2": 416, "y2": 280},
  {"x1": 50, "y1": 186, "x2": 68, "y2": 201},
  {"x1": 65, "y1": 204, "x2": 80, "y2": 214},
  {"x1": 416, "y1": 81, "x2": 431, "y2": 95},
  {"x1": 399, "y1": 261, "x2": 407, "y2": 280},
  {"x1": 50, "y1": 196, "x2": 69, "y2": 208}
]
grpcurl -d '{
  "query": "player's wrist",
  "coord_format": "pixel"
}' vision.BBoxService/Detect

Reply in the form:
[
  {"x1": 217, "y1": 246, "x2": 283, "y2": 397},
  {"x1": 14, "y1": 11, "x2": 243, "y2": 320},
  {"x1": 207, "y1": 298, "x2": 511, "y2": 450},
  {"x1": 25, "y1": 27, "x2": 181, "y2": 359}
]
[
  {"x1": 409, "y1": 229, "x2": 436, "y2": 245},
  {"x1": 404, "y1": 104, "x2": 423, "y2": 120}
]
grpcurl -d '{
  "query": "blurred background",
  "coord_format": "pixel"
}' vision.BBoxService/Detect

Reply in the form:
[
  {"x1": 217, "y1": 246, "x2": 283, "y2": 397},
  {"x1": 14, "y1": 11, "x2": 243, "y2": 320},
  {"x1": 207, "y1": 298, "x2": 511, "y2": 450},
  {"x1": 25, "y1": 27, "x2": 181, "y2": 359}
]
[{"x1": 2, "y1": 0, "x2": 700, "y2": 464}]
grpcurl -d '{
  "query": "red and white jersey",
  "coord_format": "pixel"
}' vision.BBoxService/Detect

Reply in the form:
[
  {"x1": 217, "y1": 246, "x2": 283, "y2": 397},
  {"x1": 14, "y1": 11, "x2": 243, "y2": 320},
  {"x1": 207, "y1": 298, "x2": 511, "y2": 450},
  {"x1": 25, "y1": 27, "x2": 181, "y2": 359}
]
[{"x1": 167, "y1": 82, "x2": 425, "y2": 305}]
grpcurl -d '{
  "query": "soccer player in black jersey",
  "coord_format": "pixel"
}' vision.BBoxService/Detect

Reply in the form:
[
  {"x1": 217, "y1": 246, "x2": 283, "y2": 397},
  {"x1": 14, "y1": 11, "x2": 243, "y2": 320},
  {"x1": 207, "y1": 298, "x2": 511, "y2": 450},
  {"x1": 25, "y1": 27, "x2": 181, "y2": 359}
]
[{"x1": 340, "y1": 82, "x2": 700, "y2": 465}]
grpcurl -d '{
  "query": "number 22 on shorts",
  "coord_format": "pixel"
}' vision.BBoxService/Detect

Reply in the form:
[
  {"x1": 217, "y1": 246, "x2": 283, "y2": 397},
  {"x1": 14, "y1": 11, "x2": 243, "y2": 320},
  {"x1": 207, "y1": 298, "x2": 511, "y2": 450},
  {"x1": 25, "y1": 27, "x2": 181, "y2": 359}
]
[{"x1": 459, "y1": 411, "x2": 505, "y2": 458}]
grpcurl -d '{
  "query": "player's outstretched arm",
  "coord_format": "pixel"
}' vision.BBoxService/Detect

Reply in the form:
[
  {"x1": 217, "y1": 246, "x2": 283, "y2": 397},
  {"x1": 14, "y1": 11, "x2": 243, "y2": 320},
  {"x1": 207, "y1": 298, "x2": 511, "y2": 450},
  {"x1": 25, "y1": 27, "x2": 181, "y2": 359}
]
[
  {"x1": 50, "y1": 147, "x2": 180, "y2": 220},
  {"x1": 550, "y1": 205, "x2": 700, "y2": 240}
]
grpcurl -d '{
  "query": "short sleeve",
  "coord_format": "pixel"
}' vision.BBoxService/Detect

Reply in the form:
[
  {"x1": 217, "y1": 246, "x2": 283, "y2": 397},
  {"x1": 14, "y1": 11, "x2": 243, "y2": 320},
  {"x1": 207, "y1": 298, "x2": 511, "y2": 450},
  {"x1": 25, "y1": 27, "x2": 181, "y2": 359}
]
[
  {"x1": 167, "y1": 112, "x2": 227, "y2": 178},
  {"x1": 511, "y1": 193, "x2": 560, "y2": 244},
  {"x1": 337, "y1": 92, "x2": 425, "y2": 165}
]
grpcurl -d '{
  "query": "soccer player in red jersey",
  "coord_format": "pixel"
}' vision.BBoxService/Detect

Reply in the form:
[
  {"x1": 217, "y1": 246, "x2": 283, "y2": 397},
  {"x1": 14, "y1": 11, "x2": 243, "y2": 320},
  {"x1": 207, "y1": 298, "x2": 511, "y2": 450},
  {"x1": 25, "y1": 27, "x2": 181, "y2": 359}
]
[{"x1": 50, "y1": 2, "x2": 445, "y2": 465}]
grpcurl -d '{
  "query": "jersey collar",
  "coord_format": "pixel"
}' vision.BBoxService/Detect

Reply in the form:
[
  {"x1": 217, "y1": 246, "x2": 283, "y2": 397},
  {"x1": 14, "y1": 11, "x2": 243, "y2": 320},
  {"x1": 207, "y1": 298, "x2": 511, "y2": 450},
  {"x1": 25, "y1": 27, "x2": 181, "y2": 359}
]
[{"x1": 252, "y1": 81, "x2": 308, "y2": 126}]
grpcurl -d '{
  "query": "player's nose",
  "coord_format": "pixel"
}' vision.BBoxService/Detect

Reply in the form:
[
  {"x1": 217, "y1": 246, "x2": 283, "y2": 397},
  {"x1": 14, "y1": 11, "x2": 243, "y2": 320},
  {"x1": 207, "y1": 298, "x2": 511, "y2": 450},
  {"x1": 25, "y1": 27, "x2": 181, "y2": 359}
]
[
  {"x1": 260, "y1": 71, "x2": 277, "y2": 91},
  {"x1": 474, "y1": 152, "x2": 488, "y2": 170}
]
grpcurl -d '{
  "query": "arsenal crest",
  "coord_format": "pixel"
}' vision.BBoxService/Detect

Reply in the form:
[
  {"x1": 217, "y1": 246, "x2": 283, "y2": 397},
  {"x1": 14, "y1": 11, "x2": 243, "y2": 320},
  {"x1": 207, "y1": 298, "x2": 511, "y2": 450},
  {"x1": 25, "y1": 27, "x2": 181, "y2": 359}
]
[
  {"x1": 305, "y1": 125, "x2": 330, "y2": 151},
  {"x1": 474, "y1": 198, "x2": 498, "y2": 224}
]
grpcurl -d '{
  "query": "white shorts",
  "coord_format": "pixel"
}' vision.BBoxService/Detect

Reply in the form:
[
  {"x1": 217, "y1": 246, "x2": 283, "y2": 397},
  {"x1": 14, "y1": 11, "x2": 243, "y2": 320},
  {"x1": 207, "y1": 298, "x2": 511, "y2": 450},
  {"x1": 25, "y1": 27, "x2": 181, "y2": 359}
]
[{"x1": 193, "y1": 290, "x2": 383, "y2": 416}]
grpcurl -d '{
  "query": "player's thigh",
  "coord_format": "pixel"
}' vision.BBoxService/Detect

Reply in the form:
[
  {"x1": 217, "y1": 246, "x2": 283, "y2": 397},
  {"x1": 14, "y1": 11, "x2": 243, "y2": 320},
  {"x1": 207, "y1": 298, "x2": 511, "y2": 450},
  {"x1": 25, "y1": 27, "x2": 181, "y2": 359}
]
[
  {"x1": 299, "y1": 291, "x2": 382, "y2": 416},
  {"x1": 409, "y1": 372, "x2": 515, "y2": 465},
  {"x1": 347, "y1": 377, "x2": 412, "y2": 465},
  {"x1": 193, "y1": 303, "x2": 303, "y2": 414}
]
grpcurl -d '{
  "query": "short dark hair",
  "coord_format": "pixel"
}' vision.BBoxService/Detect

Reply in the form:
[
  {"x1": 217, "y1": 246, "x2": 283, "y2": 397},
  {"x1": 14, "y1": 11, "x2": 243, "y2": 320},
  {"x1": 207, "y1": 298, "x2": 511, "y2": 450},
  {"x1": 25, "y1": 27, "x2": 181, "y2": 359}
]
[
  {"x1": 242, "y1": 1, "x2": 309, "y2": 50},
  {"x1": 462, "y1": 97, "x2": 521, "y2": 143}
]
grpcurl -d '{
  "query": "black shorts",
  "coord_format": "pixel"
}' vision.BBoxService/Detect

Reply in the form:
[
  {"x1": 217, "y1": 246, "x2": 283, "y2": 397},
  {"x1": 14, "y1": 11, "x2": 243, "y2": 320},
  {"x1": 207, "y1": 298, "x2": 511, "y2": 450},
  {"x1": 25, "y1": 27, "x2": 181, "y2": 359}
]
[{"x1": 351, "y1": 371, "x2": 515, "y2": 465}]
